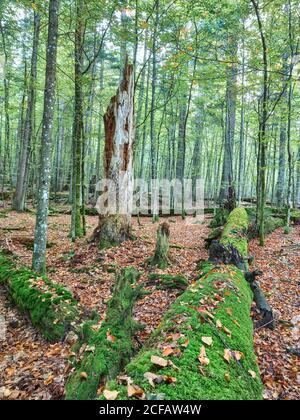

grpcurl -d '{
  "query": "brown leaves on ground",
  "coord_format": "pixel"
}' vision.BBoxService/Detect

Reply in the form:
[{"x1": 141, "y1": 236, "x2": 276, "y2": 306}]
[{"x1": 249, "y1": 227, "x2": 300, "y2": 400}]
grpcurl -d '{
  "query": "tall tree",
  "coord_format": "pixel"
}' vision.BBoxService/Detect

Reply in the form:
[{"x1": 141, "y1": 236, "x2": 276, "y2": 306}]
[
  {"x1": 13, "y1": 11, "x2": 41, "y2": 211},
  {"x1": 32, "y1": 0, "x2": 59, "y2": 273}
]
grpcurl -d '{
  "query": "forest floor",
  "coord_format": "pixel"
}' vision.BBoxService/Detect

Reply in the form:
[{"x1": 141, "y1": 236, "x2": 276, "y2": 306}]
[{"x1": 0, "y1": 204, "x2": 299, "y2": 400}]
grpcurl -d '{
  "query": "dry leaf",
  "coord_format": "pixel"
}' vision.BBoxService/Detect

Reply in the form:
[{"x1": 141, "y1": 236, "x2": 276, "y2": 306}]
[
  {"x1": 233, "y1": 351, "x2": 244, "y2": 361},
  {"x1": 106, "y1": 330, "x2": 117, "y2": 342},
  {"x1": 162, "y1": 347, "x2": 174, "y2": 357},
  {"x1": 44, "y1": 375, "x2": 54, "y2": 385},
  {"x1": 248, "y1": 370, "x2": 256, "y2": 379},
  {"x1": 223, "y1": 349, "x2": 232, "y2": 363},
  {"x1": 223, "y1": 326, "x2": 232, "y2": 338},
  {"x1": 103, "y1": 389, "x2": 119, "y2": 400},
  {"x1": 201, "y1": 336, "x2": 213, "y2": 346},
  {"x1": 181, "y1": 339, "x2": 190, "y2": 348},
  {"x1": 127, "y1": 384, "x2": 145, "y2": 399},
  {"x1": 151, "y1": 355, "x2": 168, "y2": 367},
  {"x1": 226, "y1": 308, "x2": 233, "y2": 316},
  {"x1": 216, "y1": 320, "x2": 222, "y2": 329},
  {"x1": 198, "y1": 345, "x2": 210, "y2": 366},
  {"x1": 80, "y1": 372, "x2": 88, "y2": 380},
  {"x1": 144, "y1": 372, "x2": 158, "y2": 387}
]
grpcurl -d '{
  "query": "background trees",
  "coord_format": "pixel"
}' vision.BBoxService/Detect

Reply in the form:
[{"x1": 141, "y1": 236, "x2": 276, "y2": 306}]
[{"x1": 0, "y1": 0, "x2": 299, "y2": 249}]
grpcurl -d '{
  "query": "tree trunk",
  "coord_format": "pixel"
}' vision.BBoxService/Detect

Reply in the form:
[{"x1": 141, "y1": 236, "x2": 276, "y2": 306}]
[
  {"x1": 71, "y1": 0, "x2": 85, "y2": 240},
  {"x1": 93, "y1": 62, "x2": 135, "y2": 248},
  {"x1": 13, "y1": 11, "x2": 40, "y2": 211},
  {"x1": 32, "y1": 0, "x2": 59, "y2": 274},
  {"x1": 219, "y1": 37, "x2": 238, "y2": 205}
]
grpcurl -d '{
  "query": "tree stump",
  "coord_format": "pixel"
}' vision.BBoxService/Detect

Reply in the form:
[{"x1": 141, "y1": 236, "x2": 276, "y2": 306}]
[{"x1": 149, "y1": 222, "x2": 170, "y2": 269}]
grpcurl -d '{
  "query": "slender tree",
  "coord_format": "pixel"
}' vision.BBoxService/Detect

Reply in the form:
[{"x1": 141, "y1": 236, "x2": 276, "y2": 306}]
[{"x1": 32, "y1": 0, "x2": 59, "y2": 273}]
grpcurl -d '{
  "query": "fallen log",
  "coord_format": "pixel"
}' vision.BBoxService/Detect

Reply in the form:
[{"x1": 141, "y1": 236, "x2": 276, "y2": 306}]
[
  {"x1": 65, "y1": 267, "x2": 145, "y2": 400},
  {"x1": 0, "y1": 252, "x2": 79, "y2": 342},
  {"x1": 100, "y1": 208, "x2": 263, "y2": 400}
]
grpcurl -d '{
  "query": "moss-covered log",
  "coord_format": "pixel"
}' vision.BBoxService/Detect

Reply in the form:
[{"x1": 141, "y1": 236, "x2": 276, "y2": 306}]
[
  {"x1": 148, "y1": 222, "x2": 170, "y2": 269},
  {"x1": 65, "y1": 267, "x2": 145, "y2": 400},
  {"x1": 0, "y1": 252, "x2": 79, "y2": 342},
  {"x1": 100, "y1": 208, "x2": 263, "y2": 400}
]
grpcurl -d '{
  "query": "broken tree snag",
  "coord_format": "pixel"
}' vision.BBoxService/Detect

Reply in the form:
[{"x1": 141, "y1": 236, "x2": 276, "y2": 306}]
[
  {"x1": 0, "y1": 252, "x2": 79, "y2": 342},
  {"x1": 103, "y1": 213, "x2": 263, "y2": 400},
  {"x1": 65, "y1": 267, "x2": 145, "y2": 400},
  {"x1": 148, "y1": 222, "x2": 170, "y2": 269},
  {"x1": 93, "y1": 61, "x2": 135, "y2": 248}
]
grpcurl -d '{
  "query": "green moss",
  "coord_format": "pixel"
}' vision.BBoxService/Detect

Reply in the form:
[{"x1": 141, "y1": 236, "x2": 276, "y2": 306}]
[
  {"x1": 65, "y1": 267, "x2": 145, "y2": 400},
  {"x1": 210, "y1": 208, "x2": 229, "y2": 228},
  {"x1": 98, "y1": 239, "x2": 119, "y2": 250},
  {"x1": 100, "y1": 266, "x2": 262, "y2": 400},
  {"x1": 0, "y1": 253, "x2": 79, "y2": 342},
  {"x1": 220, "y1": 208, "x2": 248, "y2": 257},
  {"x1": 148, "y1": 273, "x2": 188, "y2": 290}
]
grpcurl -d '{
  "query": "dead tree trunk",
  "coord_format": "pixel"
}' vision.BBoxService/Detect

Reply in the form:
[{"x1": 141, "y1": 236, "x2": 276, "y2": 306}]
[
  {"x1": 149, "y1": 222, "x2": 170, "y2": 269},
  {"x1": 93, "y1": 61, "x2": 135, "y2": 248}
]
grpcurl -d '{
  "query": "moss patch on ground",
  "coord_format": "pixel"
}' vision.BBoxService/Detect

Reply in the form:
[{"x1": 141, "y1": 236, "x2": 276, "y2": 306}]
[
  {"x1": 101, "y1": 264, "x2": 262, "y2": 400},
  {"x1": 0, "y1": 252, "x2": 79, "y2": 342}
]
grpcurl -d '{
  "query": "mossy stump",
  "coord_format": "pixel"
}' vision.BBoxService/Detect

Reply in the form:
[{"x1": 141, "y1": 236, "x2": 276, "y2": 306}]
[
  {"x1": 65, "y1": 267, "x2": 145, "y2": 400},
  {"x1": 148, "y1": 222, "x2": 170, "y2": 269}
]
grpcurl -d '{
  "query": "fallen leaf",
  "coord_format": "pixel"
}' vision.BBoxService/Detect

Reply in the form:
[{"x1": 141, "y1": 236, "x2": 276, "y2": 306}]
[
  {"x1": 226, "y1": 308, "x2": 233, "y2": 316},
  {"x1": 198, "y1": 346, "x2": 210, "y2": 366},
  {"x1": 80, "y1": 372, "x2": 88, "y2": 380},
  {"x1": 144, "y1": 372, "x2": 158, "y2": 387},
  {"x1": 248, "y1": 370, "x2": 256, "y2": 379},
  {"x1": 181, "y1": 339, "x2": 190, "y2": 348},
  {"x1": 216, "y1": 320, "x2": 222, "y2": 329},
  {"x1": 201, "y1": 336, "x2": 213, "y2": 346},
  {"x1": 106, "y1": 330, "x2": 117, "y2": 342},
  {"x1": 127, "y1": 384, "x2": 145, "y2": 399},
  {"x1": 233, "y1": 351, "x2": 244, "y2": 361},
  {"x1": 103, "y1": 389, "x2": 119, "y2": 400},
  {"x1": 44, "y1": 375, "x2": 54, "y2": 385},
  {"x1": 223, "y1": 326, "x2": 232, "y2": 338},
  {"x1": 223, "y1": 349, "x2": 231, "y2": 363},
  {"x1": 162, "y1": 347, "x2": 174, "y2": 357},
  {"x1": 151, "y1": 355, "x2": 168, "y2": 367}
]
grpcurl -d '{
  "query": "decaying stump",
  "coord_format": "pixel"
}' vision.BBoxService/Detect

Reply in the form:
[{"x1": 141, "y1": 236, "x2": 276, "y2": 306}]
[
  {"x1": 93, "y1": 61, "x2": 135, "y2": 248},
  {"x1": 65, "y1": 267, "x2": 145, "y2": 400},
  {"x1": 148, "y1": 222, "x2": 170, "y2": 269}
]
